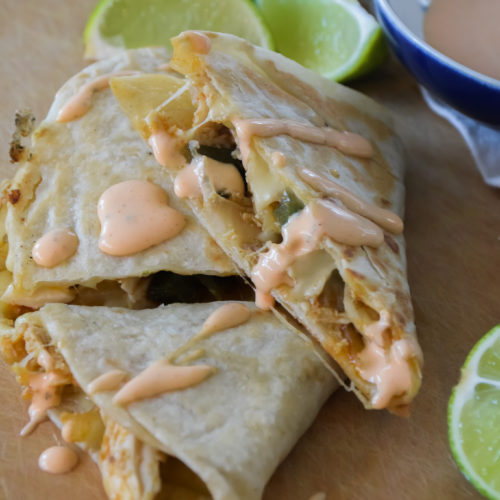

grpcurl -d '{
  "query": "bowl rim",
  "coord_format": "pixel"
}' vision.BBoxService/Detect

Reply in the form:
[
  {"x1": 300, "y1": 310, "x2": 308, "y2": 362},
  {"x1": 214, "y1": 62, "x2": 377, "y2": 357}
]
[{"x1": 374, "y1": 0, "x2": 500, "y2": 90}]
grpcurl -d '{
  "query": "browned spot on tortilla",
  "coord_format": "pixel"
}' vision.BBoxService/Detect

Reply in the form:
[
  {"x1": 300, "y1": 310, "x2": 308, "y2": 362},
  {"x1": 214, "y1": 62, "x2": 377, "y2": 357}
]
[
  {"x1": 394, "y1": 290, "x2": 413, "y2": 324},
  {"x1": 340, "y1": 323, "x2": 365, "y2": 356},
  {"x1": 384, "y1": 234, "x2": 400, "y2": 254},
  {"x1": 9, "y1": 141, "x2": 25, "y2": 163},
  {"x1": 343, "y1": 247, "x2": 355, "y2": 259},
  {"x1": 380, "y1": 198, "x2": 391, "y2": 208},
  {"x1": 346, "y1": 268, "x2": 365, "y2": 281},
  {"x1": 33, "y1": 126, "x2": 48, "y2": 139},
  {"x1": 394, "y1": 311, "x2": 408, "y2": 329},
  {"x1": 7, "y1": 189, "x2": 21, "y2": 204},
  {"x1": 370, "y1": 253, "x2": 389, "y2": 274}
]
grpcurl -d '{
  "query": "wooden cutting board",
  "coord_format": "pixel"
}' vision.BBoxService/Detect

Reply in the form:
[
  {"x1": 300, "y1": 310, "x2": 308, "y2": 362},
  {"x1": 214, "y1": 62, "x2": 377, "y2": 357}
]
[{"x1": 1, "y1": 1, "x2": 498, "y2": 498}]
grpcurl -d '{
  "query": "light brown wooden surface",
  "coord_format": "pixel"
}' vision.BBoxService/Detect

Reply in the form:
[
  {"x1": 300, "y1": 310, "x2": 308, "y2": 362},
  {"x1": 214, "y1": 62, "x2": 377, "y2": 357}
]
[{"x1": 1, "y1": 1, "x2": 498, "y2": 499}]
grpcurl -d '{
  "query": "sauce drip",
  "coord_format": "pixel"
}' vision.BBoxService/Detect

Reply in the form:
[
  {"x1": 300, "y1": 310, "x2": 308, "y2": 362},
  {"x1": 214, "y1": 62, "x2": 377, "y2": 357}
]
[
  {"x1": 184, "y1": 31, "x2": 212, "y2": 54},
  {"x1": 299, "y1": 168, "x2": 403, "y2": 234},
  {"x1": 251, "y1": 200, "x2": 384, "y2": 310},
  {"x1": 32, "y1": 229, "x2": 79, "y2": 268},
  {"x1": 97, "y1": 180, "x2": 186, "y2": 256},
  {"x1": 61, "y1": 420, "x2": 75, "y2": 443},
  {"x1": 57, "y1": 71, "x2": 138, "y2": 122},
  {"x1": 174, "y1": 162, "x2": 202, "y2": 199},
  {"x1": 170, "y1": 303, "x2": 252, "y2": 361},
  {"x1": 358, "y1": 338, "x2": 415, "y2": 409},
  {"x1": 113, "y1": 360, "x2": 214, "y2": 405},
  {"x1": 39, "y1": 446, "x2": 78, "y2": 474},
  {"x1": 255, "y1": 289, "x2": 275, "y2": 310},
  {"x1": 20, "y1": 372, "x2": 68, "y2": 436},
  {"x1": 271, "y1": 151, "x2": 287, "y2": 168},
  {"x1": 87, "y1": 369, "x2": 128, "y2": 395},
  {"x1": 148, "y1": 130, "x2": 186, "y2": 168},
  {"x1": 424, "y1": 0, "x2": 500, "y2": 81},
  {"x1": 200, "y1": 303, "x2": 251, "y2": 336},
  {"x1": 174, "y1": 156, "x2": 245, "y2": 200},
  {"x1": 233, "y1": 118, "x2": 373, "y2": 165}
]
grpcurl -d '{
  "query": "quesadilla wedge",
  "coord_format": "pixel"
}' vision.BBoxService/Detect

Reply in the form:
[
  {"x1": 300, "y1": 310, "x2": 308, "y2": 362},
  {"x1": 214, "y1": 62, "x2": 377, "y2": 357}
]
[
  {"x1": 110, "y1": 32, "x2": 422, "y2": 412},
  {"x1": 0, "y1": 47, "x2": 235, "y2": 310},
  {"x1": 0, "y1": 301, "x2": 336, "y2": 499}
]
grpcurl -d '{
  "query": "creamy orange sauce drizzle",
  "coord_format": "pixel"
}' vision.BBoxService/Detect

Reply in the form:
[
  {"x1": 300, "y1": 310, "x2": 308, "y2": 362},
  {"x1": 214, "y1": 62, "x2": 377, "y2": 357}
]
[
  {"x1": 255, "y1": 289, "x2": 276, "y2": 310},
  {"x1": 61, "y1": 420, "x2": 75, "y2": 443},
  {"x1": 358, "y1": 338, "x2": 415, "y2": 409},
  {"x1": 21, "y1": 372, "x2": 68, "y2": 436},
  {"x1": 424, "y1": 0, "x2": 500, "y2": 81},
  {"x1": 174, "y1": 162, "x2": 201, "y2": 199},
  {"x1": 57, "y1": 71, "x2": 138, "y2": 122},
  {"x1": 32, "y1": 229, "x2": 79, "y2": 268},
  {"x1": 233, "y1": 119, "x2": 373, "y2": 165},
  {"x1": 97, "y1": 180, "x2": 185, "y2": 256},
  {"x1": 39, "y1": 446, "x2": 78, "y2": 474},
  {"x1": 364, "y1": 310, "x2": 391, "y2": 346},
  {"x1": 148, "y1": 130, "x2": 186, "y2": 168},
  {"x1": 200, "y1": 303, "x2": 251, "y2": 336},
  {"x1": 299, "y1": 168, "x2": 403, "y2": 234},
  {"x1": 251, "y1": 199, "x2": 384, "y2": 309},
  {"x1": 174, "y1": 156, "x2": 245, "y2": 200},
  {"x1": 112, "y1": 360, "x2": 214, "y2": 406},
  {"x1": 170, "y1": 303, "x2": 252, "y2": 362},
  {"x1": 87, "y1": 369, "x2": 128, "y2": 395},
  {"x1": 184, "y1": 31, "x2": 212, "y2": 54},
  {"x1": 271, "y1": 151, "x2": 287, "y2": 168}
]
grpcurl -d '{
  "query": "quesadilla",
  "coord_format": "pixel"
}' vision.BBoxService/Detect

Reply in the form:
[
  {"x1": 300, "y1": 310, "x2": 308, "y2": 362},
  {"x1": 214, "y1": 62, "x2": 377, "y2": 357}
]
[
  {"x1": 110, "y1": 31, "x2": 422, "y2": 411},
  {"x1": 0, "y1": 47, "x2": 235, "y2": 310},
  {"x1": 0, "y1": 301, "x2": 336, "y2": 500}
]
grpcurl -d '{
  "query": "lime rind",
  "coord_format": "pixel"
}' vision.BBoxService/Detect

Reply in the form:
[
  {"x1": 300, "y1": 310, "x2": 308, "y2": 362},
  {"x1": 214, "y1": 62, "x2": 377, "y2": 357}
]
[
  {"x1": 448, "y1": 325, "x2": 500, "y2": 500},
  {"x1": 83, "y1": 0, "x2": 109, "y2": 45},
  {"x1": 255, "y1": 0, "x2": 387, "y2": 82},
  {"x1": 334, "y1": 25, "x2": 388, "y2": 82},
  {"x1": 242, "y1": 0, "x2": 274, "y2": 50},
  {"x1": 319, "y1": 0, "x2": 388, "y2": 81},
  {"x1": 84, "y1": 0, "x2": 273, "y2": 60}
]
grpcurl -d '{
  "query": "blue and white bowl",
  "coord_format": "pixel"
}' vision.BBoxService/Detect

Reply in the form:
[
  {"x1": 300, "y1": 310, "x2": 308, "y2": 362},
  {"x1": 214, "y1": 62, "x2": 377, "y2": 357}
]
[{"x1": 373, "y1": 0, "x2": 500, "y2": 125}]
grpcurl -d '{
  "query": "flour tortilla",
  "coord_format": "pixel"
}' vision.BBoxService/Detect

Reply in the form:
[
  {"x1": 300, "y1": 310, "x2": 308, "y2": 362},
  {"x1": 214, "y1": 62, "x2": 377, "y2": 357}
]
[
  {"x1": 112, "y1": 33, "x2": 422, "y2": 410},
  {"x1": 10, "y1": 302, "x2": 335, "y2": 500},
  {"x1": 1, "y1": 48, "x2": 234, "y2": 307}
]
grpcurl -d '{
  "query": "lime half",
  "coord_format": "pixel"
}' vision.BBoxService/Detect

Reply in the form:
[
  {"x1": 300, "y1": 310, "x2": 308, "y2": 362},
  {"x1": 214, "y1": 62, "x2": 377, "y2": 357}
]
[
  {"x1": 449, "y1": 325, "x2": 500, "y2": 499},
  {"x1": 84, "y1": 0, "x2": 273, "y2": 59},
  {"x1": 255, "y1": 0, "x2": 387, "y2": 81}
]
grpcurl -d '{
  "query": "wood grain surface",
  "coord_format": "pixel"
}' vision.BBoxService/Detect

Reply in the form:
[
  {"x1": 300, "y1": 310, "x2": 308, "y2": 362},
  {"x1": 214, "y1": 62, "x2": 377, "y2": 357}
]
[{"x1": 1, "y1": 1, "x2": 498, "y2": 499}]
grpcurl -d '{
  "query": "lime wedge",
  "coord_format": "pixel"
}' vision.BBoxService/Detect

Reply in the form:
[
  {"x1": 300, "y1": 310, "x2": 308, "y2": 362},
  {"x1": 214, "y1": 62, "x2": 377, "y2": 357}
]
[
  {"x1": 84, "y1": 0, "x2": 273, "y2": 59},
  {"x1": 255, "y1": 0, "x2": 387, "y2": 81},
  {"x1": 449, "y1": 325, "x2": 500, "y2": 499}
]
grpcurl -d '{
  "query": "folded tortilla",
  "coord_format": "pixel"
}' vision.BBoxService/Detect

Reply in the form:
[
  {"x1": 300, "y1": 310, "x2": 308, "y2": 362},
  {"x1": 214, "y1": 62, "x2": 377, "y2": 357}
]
[
  {"x1": 111, "y1": 32, "x2": 422, "y2": 411},
  {"x1": 0, "y1": 47, "x2": 234, "y2": 308},
  {"x1": 0, "y1": 301, "x2": 336, "y2": 499}
]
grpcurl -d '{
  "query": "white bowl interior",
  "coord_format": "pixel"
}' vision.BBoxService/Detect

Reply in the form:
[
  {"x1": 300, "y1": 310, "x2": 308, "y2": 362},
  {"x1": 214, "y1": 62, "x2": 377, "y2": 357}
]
[
  {"x1": 381, "y1": 0, "x2": 500, "y2": 88},
  {"x1": 387, "y1": 0, "x2": 427, "y2": 39}
]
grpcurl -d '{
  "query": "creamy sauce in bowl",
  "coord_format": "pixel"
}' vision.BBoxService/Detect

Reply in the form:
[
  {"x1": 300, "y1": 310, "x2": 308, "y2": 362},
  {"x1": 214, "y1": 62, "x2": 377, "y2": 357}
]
[{"x1": 424, "y1": 0, "x2": 500, "y2": 81}]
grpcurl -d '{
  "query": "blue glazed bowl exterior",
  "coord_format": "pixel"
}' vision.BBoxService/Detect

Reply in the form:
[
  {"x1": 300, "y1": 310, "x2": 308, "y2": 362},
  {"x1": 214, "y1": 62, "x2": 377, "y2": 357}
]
[{"x1": 373, "y1": 0, "x2": 500, "y2": 125}]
